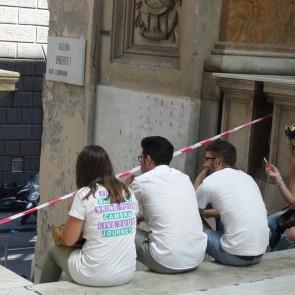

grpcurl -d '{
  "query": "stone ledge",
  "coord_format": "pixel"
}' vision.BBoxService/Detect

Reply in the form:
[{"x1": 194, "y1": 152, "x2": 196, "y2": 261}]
[
  {"x1": 0, "y1": 264, "x2": 32, "y2": 290},
  {"x1": 205, "y1": 54, "x2": 295, "y2": 75},
  {"x1": 2, "y1": 249, "x2": 295, "y2": 295},
  {"x1": 0, "y1": 69, "x2": 19, "y2": 91},
  {"x1": 190, "y1": 274, "x2": 295, "y2": 295}
]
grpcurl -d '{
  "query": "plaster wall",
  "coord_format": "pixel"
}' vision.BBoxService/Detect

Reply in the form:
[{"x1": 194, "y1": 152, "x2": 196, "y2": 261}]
[{"x1": 95, "y1": 85, "x2": 201, "y2": 178}]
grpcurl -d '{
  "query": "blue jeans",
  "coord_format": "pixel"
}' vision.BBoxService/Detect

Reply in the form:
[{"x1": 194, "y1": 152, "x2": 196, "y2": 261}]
[
  {"x1": 268, "y1": 211, "x2": 295, "y2": 251},
  {"x1": 204, "y1": 228, "x2": 263, "y2": 266},
  {"x1": 268, "y1": 211, "x2": 284, "y2": 250}
]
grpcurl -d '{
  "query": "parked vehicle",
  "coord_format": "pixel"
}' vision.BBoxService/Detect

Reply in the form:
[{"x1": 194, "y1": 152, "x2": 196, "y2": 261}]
[{"x1": 0, "y1": 180, "x2": 40, "y2": 224}]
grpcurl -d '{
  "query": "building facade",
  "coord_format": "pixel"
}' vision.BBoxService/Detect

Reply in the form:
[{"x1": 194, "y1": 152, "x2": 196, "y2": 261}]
[
  {"x1": 34, "y1": 0, "x2": 295, "y2": 279},
  {"x1": 0, "y1": 0, "x2": 48, "y2": 184}
]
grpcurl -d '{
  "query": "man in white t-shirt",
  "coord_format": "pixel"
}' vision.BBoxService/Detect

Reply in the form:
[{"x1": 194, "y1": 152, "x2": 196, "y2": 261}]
[
  {"x1": 194, "y1": 140, "x2": 269, "y2": 266},
  {"x1": 129, "y1": 136, "x2": 207, "y2": 273}
]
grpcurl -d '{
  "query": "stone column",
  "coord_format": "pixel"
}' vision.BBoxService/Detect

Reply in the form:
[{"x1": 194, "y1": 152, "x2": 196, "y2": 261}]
[
  {"x1": 34, "y1": 0, "x2": 101, "y2": 280},
  {"x1": 214, "y1": 75, "x2": 259, "y2": 171}
]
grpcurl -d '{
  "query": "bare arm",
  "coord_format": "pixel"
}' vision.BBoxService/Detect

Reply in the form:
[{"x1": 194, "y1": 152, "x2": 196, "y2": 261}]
[
  {"x1": 199, "y1": 208, "x2": 220, "y2": 219},
  {"x1": 137, "y1": 215, "x2": 145, "y2": 225},
  {"x1": 265, "y1": 163, "x2": 295, "y2": 204},
  {"x1": 287, "y1": 226, "x2": 295, "y2": 241},
  {"x1": 63, "y1": 216, "x2": 84, "y2": 246},
  {"x1": 194, "y1": 167, "x2": 209, "y2": 189}
]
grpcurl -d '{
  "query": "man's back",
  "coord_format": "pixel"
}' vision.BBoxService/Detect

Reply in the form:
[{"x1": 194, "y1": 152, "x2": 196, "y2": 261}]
[
  {"x1": 132, "y1": 165, "x2": 207, "y2": 269},
  {"x1": 196, "y1": 168, "x2": 269, "y2": 256}
]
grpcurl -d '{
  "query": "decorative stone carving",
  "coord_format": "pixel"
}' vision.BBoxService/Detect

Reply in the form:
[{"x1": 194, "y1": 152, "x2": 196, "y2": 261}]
[
  {"x1": 134, "y1": 0, "x2": 179, "y2": 42},
  {"x1": 112, "y1": 0, "x2": 181, "y2": 64}
]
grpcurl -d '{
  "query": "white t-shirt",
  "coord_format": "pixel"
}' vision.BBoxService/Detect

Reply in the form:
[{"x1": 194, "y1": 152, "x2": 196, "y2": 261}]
[
  {"x1": 68, "y1": 185, "x2": 137, "y2": 286},
  {"x1": 132, "y1": 165, "x2": 207, "y2": 269},
  {"x1": 196, "y1": 168, "x2": 269, "y2": 256}
]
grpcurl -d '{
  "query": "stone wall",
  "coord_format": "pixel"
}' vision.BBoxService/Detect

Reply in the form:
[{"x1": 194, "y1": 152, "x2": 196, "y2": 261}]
[
  {"x1": 34, "y1": 0, "x2": 99, "y2": 281},
  {"x1": 0, "y1": 0, "x2": 48, "y2": 184},
  {"x1": 0, "y1": 0, "x2": 48, "y2": 59},
  {"x1": 95, "y1": 0, "x2": 222, "y2": 178},
  {"x1": 0, "y1": 59, "x2": 44, "y2": 184},
  {"x1": 219, "y1": 0, "x2": 295, "y2": 52}
]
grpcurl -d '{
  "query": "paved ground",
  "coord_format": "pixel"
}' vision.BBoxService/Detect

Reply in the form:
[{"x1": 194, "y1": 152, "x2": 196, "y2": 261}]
[
  {"x1": 0, "y1": 211, "x2": 36, "y2": 280},
  {"x1": 2, "y1": 249, "x2": 295, "y2": 295}
]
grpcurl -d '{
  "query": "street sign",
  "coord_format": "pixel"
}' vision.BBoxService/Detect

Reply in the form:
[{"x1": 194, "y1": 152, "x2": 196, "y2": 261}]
[{"x1": 46, "y1": 36, "x2": 86, "y2": 86}]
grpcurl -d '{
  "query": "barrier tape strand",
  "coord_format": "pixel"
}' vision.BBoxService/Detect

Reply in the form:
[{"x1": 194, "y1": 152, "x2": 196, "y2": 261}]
[{"x1": 0, "y1": 113, "x2": 272, "y2": 225}]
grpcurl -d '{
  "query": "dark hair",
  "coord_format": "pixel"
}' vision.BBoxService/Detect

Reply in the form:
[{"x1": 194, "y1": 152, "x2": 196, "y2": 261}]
[
  {"x1": 76, "y1": 145, "x2": 130, "y2": 203},
  {"x1": 277, "y1": 209, "x2": 295, "y2": 234},
  {"x1": 141, "y1": 136, "x2": 174, "y2": 166},
  {"x1": 285, "y1": 124, "x2": 295, "y2": 140},
  {"x1": 205, "y1": 140, "x2": 236, "y2": 167}
]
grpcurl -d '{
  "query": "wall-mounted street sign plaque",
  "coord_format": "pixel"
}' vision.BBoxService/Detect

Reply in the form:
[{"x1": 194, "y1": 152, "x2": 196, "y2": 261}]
[{"x1": 46, "y1": 36, "x2": 86, "y2": 86}]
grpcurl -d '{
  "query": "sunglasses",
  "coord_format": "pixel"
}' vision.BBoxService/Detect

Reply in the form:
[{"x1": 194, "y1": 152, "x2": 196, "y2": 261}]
[{"x1": 203, "y1": 156, "x2": 216, "y2": 162}]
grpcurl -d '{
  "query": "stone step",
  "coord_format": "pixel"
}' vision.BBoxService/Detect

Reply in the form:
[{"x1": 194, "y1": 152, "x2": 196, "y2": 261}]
[
  {"x1": 0, "y1": 263, "x2": 31, "y2": 290},
  {"x1": 1, "y1": 249, "x2": 295, "y2": 294}
]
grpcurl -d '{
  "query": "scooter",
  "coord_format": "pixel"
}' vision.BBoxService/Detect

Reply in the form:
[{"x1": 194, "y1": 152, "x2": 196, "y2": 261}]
[
  {"x1": 0, "y1": 181, "x2": 40, "y2": 224},
  {"x1": 20, "y1": 181, "x2": 40, "y2": 225}
]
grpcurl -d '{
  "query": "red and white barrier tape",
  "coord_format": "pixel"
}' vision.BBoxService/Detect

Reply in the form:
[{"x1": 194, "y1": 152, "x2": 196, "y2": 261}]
[{"x1": 0, "y1": 113, "x2": 272, "y2": 225}]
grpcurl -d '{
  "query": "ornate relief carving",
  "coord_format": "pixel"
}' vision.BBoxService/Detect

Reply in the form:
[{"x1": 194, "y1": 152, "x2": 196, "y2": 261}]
[
  {"x1": 112, "y1": 0, "x2": 182, "y2": 66},
  {"x1": 134, "y1": 0, "x2": 180, "y2": 42}
]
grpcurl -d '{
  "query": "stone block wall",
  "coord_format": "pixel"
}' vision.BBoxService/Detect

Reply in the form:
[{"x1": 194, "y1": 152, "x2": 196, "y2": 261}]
[
  {"x1": 0, "y1": 0, "x2": 48, "y2": 59},
  {"x1": 0, "y1": 59, "x2": 44, "y2": 184},
  {"x1": 0, "y1": 0, "x2": 48, "y2": 185}
]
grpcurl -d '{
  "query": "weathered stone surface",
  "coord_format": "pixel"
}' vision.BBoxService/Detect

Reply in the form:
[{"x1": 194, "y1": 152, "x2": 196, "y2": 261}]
[
  {"x1": 0, "y1": 264, "x2": 31, "y2": 290},
  {"x1": 19, "y1": 8, "x2": 49, "y2": 26},
  {"x1": 205, "y1": 54, "x2": 295, "y2": 75},
  {"x1": 0, "y1": 0, "x2": 37, "y2": 8},
  {"x1": 6, "y1": 249, "x2": 295, "y2": 295},
  {"x1": 17, "y1": 43, "x2": 44, "y2": 59},
  {"x1": 0, "y1": 6, "x2": 18, "y2": 24},
  {"x1": 38, "y1": 0, "x2": 48, "y2": 9},
  {"x1": 0, "y1": 24, "x2": 35, "y2": 42},
  {"x1": 220, "y1": 0, "x2": 295, "y2": 50},
  {"x1": 35, "y1": 0, "x2": 99, "y2": 278},
  {"x1": 0, "y1": 42, "x2": 17, "y2": 58},
  {"x1": 95, "y1": 85, "x2": 200, "y2": 177},
  {"x1": 36, "y1": 26, "x2": 48, "y2": 44}
]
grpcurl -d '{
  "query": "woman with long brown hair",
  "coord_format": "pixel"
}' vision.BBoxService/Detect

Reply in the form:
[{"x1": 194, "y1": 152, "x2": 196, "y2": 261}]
[
  {"x1": 39, "y1": 145, "x2": 138, "y2": 286},
  {"x1": 266, "y1": 125, "x2": 295, "y2": 250}
]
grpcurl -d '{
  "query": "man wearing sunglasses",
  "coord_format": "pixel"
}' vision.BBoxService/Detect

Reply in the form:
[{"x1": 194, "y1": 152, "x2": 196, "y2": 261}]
[
  {"x1": 194, "y1": 140, "x2": 269, "y2": 266},
  {"x1": 129, "y1": 136, "x2": 207, "y2": 273}
]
